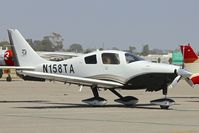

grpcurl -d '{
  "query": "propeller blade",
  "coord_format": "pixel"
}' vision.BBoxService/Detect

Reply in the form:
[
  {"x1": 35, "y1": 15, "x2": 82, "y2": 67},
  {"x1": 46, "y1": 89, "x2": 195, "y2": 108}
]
[
  {"x1": 177, "y1": 68, "x2": 192, "y2": 78},
  {"x1": 185, "y1": 78, "x2": 194, "y2": 88},
  {"x1": 170, "y1": 68, "x2": 193, "y2": 88},
  {"x1": 169, "y1": 75, "x2": 181, "y2": 88}
]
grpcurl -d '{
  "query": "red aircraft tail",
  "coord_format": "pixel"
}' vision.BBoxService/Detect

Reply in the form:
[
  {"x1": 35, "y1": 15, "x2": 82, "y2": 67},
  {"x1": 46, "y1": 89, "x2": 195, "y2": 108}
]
[
  {"x1": 4, "y1": 50, "x2": 14, "y2": 66},
  {"x1": 180, "y1": 44, "x2": 198, "y2": 63},
  {"x1": 180, "y1": 44, "x2": 199, "y2": 84}
]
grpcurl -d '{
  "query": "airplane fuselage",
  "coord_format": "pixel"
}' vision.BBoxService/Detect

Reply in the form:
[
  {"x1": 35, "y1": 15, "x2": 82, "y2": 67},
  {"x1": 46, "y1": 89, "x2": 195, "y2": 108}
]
[{"x1": 29, "y1": 50, "x2": 179, "y2": 91}]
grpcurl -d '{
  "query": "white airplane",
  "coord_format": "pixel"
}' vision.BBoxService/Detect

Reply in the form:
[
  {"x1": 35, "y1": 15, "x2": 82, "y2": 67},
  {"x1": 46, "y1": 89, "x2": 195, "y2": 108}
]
[{"x1": 3, "y1": 29, "x2": 193, "y2": 109}]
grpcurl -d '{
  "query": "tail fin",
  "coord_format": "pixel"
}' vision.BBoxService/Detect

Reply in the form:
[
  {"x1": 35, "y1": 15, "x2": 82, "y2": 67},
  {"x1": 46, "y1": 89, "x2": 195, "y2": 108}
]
[
  {"x1": 180, "y1": 44, "x2": 199, "y2": 84},
  {"x1": 8, "y1": 29, "x2": 47, "y2": 67},
  {"x1": 180, "y1": 44, "x2": 198, "y2": 63}
]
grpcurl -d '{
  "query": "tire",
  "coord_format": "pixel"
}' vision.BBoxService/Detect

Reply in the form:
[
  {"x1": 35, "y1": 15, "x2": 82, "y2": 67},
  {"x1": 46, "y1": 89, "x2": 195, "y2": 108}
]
[{"x1": 160, "y1": 105, "x2": 169, "y2": 110}]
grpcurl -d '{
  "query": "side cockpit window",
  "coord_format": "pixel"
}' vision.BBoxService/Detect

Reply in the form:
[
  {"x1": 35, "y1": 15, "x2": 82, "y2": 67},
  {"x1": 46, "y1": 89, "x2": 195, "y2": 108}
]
[
  {"x1": 84, "y1": 55, "x2": 97, "y2": 64},
  {"x1": 125, "y1": 53, "x2": 143, "y2": 63},
  {"x1": 102, "y1": 53, "x2": 120, "y2": 64}
]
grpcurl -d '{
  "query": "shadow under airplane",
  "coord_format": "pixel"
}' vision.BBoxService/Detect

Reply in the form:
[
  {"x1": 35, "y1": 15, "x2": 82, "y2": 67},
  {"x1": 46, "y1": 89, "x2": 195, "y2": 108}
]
[{"x1": 15, "y1": 102, "x2": 165, "y2": 110}]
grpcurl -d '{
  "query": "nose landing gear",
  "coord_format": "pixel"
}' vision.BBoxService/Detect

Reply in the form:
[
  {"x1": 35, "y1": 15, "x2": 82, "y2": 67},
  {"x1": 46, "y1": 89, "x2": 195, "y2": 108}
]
[{"x1": 150, "y1": 84, "x2": 175, "y2": 109}]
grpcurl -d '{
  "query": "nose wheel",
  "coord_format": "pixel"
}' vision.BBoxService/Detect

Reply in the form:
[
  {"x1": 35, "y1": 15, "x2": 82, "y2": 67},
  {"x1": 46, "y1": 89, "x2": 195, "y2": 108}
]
[
  {"x1": 150, "y1": 84, "x2": 175, "y2": 109},
  {"x1": 151, "y1": 98, "x2": 175, "y2": 109}
]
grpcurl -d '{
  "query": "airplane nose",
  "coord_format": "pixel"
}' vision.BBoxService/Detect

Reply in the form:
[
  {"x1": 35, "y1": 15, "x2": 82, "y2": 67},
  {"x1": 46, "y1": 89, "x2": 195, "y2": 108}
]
[{"x1": 169, "y1": 68, "x2": 193, "y2": 88}]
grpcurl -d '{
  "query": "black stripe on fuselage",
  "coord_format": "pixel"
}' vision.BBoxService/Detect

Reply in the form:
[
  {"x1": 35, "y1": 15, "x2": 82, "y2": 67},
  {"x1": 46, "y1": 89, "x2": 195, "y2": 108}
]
[{"x1": 122, "y1": 73, "x2": 177, "y2": 91}]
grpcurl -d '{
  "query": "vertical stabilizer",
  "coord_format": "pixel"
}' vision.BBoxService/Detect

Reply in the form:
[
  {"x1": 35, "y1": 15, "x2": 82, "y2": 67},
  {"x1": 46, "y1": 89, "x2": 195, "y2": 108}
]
[
  {"x1": 180, "y1": 44, "x2": 199, "y2": 84},
  {"x1": 180, "y1": 44, "x2": 198, "y2": 63},
  {"x1": 8, "y1": 29, "x2": 47, "y2": 67}
]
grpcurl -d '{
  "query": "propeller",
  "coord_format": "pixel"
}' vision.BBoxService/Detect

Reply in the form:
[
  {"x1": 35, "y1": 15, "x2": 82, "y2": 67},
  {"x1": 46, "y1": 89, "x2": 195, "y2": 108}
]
[{"x1": 169, "y1": 68, "x2": 194, "y2": 88}]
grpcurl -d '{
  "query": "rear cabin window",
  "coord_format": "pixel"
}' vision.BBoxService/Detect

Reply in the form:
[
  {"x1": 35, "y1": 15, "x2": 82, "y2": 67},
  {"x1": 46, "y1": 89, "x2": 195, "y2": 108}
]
[
  {"x1": 84, "y1": 55, "x2": 97, "y2": 64},
  {"x1": 102, "y1": 53, "x2": 120, "y2": 64}
]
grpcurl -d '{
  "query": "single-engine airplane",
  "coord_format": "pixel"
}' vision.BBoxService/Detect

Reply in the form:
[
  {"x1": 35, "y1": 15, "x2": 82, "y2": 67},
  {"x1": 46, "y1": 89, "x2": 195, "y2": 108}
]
[
  {"x1": 180, "y1": 44, "x2": 199, "y2": 84},
  {"x1": 2, "y1": 29, "x2": 194, "y2": 109}
]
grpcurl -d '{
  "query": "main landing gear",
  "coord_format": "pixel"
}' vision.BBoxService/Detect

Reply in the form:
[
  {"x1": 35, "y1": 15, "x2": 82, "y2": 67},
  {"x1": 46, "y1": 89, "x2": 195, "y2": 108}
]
[
  {"x1": 109, "y1": 89, "x2": 138, "y2": 106},
  {"x1": 82, "y1": 85, "x2": 107, "y2": 106},
  {"x1": 82, "y1": 85, "x2": 139, "y2": 106},
  {"x1": 150, "y1": 84, "x2": 175, "y2": 109}
]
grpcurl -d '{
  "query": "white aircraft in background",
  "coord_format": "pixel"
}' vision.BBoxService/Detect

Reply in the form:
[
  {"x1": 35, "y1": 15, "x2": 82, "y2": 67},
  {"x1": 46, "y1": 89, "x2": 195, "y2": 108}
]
[
  {"x1": 3, "y1": 29, "x2": 193, "y2": 109},
  {"x1": 37, "y1": 51, "x2": 81, "y2": 61},
  {"x1": 0, "y1": 48, "x2": 80, "y2": 63}
]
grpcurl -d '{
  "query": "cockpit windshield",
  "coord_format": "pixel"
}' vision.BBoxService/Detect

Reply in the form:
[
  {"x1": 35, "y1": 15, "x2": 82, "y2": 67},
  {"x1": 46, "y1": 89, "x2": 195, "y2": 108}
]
[{"x1": 125, "y1": 53, "x2": 143, "y2": 63}]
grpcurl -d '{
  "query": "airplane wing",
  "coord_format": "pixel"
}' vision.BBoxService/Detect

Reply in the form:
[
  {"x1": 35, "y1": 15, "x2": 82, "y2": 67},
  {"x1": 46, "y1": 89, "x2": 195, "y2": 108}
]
[{"x1": 20, "y1": 71, "x2": 123, "y2": 88}]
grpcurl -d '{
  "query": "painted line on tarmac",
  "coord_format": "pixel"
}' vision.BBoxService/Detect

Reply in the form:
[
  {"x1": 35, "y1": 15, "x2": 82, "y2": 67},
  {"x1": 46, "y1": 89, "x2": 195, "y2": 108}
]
[
  {"x1": 173, "y1": 109, "x2": 199, "y2": 112},
  {"x1": 0, "y1": 114, "x2": 199, "y2": 127}
]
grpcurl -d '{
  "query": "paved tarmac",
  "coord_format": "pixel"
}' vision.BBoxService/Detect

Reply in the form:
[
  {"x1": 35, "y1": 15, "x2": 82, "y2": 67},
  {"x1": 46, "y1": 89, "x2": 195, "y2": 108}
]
[{"x1": 0, "y1": 80, "x2": 199, "y2": 133}]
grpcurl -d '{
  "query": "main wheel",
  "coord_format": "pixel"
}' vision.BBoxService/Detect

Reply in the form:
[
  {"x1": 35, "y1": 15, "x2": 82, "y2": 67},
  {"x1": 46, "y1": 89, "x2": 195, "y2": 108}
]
[{"x1": 160, "y1": 105, "x2": 169, "y2": 109}]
